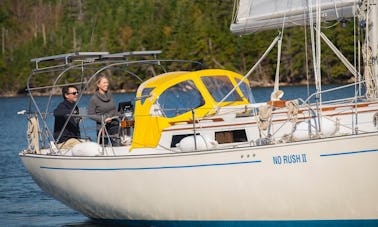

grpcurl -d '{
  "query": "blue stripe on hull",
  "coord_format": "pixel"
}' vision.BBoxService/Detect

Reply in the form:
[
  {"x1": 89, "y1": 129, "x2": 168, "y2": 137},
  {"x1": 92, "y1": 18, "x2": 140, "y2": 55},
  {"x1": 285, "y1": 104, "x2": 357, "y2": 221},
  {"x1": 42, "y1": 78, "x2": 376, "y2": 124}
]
[
  {"x1": 40, "y1": 160, "x2": 262, "y2": 171},
  {"x1": 320, "y1": 149, "x2": 378, "y2": 157}
]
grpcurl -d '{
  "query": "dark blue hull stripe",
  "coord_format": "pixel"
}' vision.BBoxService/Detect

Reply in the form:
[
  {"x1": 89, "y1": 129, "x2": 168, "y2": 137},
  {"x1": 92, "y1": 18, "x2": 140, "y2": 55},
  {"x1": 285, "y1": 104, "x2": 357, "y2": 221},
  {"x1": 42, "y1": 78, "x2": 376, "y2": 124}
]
[
  {"x1": 320, "y1": 149, "x2": 378, "y2": 157},
  {"x1": 40, "y1": 160, "x2": 262, "y2": 171}
]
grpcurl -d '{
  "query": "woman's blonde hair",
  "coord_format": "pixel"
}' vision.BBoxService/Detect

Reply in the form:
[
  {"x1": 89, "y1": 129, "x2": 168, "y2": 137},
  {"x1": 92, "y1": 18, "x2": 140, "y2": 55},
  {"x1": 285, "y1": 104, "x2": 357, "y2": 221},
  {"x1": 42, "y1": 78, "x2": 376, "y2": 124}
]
[{"x1": 95, "y1": 75, "x2": 108, "y2": 90}]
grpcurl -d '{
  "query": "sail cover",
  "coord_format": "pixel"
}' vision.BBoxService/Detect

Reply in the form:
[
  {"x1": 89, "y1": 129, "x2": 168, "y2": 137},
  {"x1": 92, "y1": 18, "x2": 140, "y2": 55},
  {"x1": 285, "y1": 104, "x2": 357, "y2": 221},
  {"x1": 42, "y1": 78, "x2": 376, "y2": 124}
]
[{"x1": 230, "y1": 0, "x2": 358, "y2": 34}]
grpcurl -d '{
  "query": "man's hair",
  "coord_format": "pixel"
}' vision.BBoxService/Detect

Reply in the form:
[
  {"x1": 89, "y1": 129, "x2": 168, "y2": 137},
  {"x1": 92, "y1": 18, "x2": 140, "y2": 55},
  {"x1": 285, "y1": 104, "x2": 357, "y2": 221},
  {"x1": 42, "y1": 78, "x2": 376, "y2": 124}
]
[{"x1": 62, "y1": 85, "x2": 78, "y2": 100}]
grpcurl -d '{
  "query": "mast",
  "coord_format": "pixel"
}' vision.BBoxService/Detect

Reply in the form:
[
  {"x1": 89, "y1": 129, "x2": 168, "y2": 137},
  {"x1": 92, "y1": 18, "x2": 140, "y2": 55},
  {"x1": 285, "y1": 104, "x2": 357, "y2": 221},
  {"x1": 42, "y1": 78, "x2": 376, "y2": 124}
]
[
  {"x1": 372, "y1": 0, "x2": 378, "y2": 72},
  {"x1": 315, "y1": 0, "x2": 323, "y2": 130},
  {"x1": 362, "y1": 0, "x2": 378, "y2": 99},
  {"x1": 368, "y1": 0, "x2": 378, "y2": 98}
]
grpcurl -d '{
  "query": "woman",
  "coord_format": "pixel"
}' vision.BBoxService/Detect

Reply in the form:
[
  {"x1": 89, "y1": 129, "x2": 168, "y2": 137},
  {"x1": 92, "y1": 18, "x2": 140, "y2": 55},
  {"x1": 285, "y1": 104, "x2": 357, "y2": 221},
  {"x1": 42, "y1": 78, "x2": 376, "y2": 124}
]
[{"x1": 88, "y1": 75, "x2": 120, "y2": 145}]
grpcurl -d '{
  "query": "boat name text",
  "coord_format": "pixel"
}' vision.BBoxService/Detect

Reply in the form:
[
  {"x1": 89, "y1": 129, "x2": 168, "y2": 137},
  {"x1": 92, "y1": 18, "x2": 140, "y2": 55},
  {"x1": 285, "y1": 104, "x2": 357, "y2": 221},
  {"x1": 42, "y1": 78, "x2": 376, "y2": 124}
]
[{"x1": 272, "y1": 154, "x2": 307, "y2": 165}]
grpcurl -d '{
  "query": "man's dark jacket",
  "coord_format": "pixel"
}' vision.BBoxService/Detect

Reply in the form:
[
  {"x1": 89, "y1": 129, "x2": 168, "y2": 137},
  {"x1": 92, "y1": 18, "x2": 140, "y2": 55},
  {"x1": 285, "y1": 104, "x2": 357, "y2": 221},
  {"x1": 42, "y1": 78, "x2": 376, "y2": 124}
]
[{"x1": 53, "y1": 100, "x2": 81, "y2": 143}]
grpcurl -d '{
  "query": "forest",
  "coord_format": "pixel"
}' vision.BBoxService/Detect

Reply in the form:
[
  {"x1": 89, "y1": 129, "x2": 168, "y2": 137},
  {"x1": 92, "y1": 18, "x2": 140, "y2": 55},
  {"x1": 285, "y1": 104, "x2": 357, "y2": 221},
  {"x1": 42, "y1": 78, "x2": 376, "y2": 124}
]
[{"x1": 0, "y1": 0, "x2": 358, "y2": 96}]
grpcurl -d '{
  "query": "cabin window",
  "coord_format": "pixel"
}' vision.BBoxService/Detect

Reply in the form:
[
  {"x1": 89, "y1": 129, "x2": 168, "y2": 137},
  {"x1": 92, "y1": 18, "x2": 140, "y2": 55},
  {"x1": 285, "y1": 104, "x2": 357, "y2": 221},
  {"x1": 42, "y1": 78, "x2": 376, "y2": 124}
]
[
  {"x1": 215, "y1": 130, "x2": 247, "y2": 144},
  {"x1": 156, "y1": 80, "x2": 204, "y2": 118},
  {"x1": 201, "y1": 76, "x2": 242, "y2": 102},
  {"x1": 235, "y1": 78, "x2": 255, "y2": 103}
]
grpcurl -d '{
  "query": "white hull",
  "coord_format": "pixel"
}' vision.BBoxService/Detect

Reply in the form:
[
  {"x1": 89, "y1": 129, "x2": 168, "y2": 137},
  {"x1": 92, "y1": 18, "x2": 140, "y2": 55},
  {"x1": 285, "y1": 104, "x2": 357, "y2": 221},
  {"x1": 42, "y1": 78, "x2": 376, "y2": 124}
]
[
  {"x1": 20, "y1": 1, "x2": 378, "y2": 219},
  {"x1": 20, "y1": 132, "x2": 378, "y2": 221}
]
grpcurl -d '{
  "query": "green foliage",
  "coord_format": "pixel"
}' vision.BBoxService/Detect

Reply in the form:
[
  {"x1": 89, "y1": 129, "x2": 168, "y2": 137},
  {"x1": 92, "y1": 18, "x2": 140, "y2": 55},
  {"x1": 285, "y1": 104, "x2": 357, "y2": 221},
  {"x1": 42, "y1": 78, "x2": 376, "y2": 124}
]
[{"x1": 0, "y1": 0, "x2": 359, "y2": 95}]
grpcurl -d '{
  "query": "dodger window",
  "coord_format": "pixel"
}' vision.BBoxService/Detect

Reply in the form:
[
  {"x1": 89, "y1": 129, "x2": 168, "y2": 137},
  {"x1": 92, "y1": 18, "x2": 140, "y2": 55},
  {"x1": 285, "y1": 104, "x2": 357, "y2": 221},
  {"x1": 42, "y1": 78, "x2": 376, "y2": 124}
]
[
  {"x1": 201, "y1": 76, "x2": 242, "y2": 102},
  {"x1": 156, "y1": 80, "x2": 204, "y2": 118},
  {"x1": 140, "y1": 87, "x2": 154, "y2": 105},
  {"x1": 235, "y1": 78, "x2": 255, "y2": 103}
]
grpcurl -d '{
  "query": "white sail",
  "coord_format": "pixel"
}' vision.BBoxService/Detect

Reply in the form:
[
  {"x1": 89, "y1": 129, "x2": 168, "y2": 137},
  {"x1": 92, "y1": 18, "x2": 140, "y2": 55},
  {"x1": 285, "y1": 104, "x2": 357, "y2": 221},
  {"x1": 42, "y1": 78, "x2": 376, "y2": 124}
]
[{"x1": 231, "y1": 0, "x2": 358, "y2": 34}]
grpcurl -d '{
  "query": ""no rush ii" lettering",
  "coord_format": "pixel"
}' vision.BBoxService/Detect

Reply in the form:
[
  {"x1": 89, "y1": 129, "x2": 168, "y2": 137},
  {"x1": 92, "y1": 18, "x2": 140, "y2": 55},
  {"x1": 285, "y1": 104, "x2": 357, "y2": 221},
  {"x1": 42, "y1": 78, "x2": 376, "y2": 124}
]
[{"x1": 272, "y1": 154, "x2": 307, "y2": 165}]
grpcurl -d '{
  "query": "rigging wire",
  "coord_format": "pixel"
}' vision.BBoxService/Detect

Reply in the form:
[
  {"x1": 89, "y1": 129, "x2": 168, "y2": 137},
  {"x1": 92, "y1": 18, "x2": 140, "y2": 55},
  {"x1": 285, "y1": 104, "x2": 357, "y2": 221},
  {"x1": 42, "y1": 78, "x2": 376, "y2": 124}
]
[
  {"x1": 304, "y1": 6, "x2": 310, "y2": 98},
  {"x1": 272, "y1": 14, "x2": 285, "y2": 101},
  {"x1": 206, "y1": 35, "x2": 281, "y2": 117},
  {"x1": 354, "y1": 0, "x2": 359, "y2": 133},
  {"x1": 308, "y1": 0, "x2": 319, "y2": 130}
]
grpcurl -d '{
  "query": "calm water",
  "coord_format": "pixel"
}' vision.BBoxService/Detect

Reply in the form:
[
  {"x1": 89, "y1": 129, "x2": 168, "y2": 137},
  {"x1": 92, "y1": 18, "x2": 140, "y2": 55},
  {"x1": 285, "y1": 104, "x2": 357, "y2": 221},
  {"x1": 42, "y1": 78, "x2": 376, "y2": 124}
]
[{"x1": 0, "y1": 85, "x2": 360, "y2": 226}]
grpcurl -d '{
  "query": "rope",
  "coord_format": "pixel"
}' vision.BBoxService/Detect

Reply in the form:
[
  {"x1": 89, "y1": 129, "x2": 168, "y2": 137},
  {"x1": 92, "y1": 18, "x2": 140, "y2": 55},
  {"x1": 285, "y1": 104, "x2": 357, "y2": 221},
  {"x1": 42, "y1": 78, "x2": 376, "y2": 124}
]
[
  {"x1": 363, "y1": 44, "x2": 377, "y2": 99},
  {"x1": 286, "y1": 100, "x2": 299, "y2": 136},
  {"x1": 27, "y1": 116, "x2": 40, "y2": 154},
  {"x1": 374, "y1": 112, "x2": 378, "y2": 127},
  {"x1": 257, "y1": 105, "x2": 272, "y2": 131}
]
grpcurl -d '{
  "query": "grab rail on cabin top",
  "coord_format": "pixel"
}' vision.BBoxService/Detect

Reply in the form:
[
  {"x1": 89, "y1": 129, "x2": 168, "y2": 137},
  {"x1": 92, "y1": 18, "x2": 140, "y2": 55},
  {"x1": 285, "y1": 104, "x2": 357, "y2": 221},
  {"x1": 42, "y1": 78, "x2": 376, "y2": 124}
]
[{"x1": 302, "y1": 81, "x2": 368, "y2": 105}]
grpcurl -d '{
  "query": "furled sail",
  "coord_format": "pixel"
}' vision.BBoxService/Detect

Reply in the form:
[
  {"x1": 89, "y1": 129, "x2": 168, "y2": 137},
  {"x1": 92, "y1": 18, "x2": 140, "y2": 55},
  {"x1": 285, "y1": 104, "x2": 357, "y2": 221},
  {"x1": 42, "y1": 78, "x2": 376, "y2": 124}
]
[{"x1": 230, "y1": 0, "x2": 358, "y2": 34}]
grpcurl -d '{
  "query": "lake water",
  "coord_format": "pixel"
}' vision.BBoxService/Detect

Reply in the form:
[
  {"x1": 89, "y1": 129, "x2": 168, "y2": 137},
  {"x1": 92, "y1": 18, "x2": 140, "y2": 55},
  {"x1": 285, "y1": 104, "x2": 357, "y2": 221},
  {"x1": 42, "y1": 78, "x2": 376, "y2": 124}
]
[{"x1": 0, "y1": 85, "x2": 363, "y2": 226}]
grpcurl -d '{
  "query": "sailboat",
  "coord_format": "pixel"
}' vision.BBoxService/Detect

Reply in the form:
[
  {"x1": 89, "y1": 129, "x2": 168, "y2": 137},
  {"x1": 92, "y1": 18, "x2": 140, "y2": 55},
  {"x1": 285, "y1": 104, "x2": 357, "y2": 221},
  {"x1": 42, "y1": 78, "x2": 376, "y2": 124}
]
[{"x1": 19, "y1": 0, "x2": 378, "y2": 225}]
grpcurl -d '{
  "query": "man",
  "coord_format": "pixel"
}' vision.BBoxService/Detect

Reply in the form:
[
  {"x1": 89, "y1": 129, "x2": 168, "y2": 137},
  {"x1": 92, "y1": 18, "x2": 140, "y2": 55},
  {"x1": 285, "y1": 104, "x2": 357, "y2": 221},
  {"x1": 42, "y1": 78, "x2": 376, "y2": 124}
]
[{"x1": 53, "y1": 85, "x2": 81, "y2": 148}]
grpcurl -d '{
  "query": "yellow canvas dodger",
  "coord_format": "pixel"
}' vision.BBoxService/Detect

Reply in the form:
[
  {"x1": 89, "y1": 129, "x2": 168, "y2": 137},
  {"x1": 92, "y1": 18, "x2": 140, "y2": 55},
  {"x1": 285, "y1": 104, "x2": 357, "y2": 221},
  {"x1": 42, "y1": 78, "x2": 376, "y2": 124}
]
[{"x1": 132, "y1": 69, "x2": 252, "y2": 149}]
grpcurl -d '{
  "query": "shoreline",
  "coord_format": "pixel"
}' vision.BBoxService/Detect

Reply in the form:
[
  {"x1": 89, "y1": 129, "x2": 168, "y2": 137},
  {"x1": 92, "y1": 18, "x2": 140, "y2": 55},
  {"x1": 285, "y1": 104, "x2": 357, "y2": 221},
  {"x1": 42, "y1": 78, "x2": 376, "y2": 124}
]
[{"x1": 0, "y1": 80, "x2": 354, "y2": 98}]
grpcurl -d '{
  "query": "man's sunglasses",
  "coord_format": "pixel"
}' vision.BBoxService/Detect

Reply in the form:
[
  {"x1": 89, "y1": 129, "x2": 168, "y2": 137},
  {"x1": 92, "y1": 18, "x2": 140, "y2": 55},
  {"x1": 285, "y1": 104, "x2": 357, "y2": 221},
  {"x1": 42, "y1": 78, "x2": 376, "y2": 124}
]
[{"x1": 67, "y1": 91, "x2": 79, "y2": 95}]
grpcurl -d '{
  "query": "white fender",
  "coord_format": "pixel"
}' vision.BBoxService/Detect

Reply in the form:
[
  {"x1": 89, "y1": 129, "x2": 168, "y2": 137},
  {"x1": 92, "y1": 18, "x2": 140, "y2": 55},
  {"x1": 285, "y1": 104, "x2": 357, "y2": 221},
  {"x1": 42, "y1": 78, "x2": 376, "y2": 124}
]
[
  {"x1": 177, "y1": 135, "x2": 218, "y2": 152},
  {"x1": 292, "y1": 117, "x2": 338, "y2": 140},
  {"x1": 321, "y1": 117, "x2": 339, "y2": 136},
  {"x1": 71, "y1": 142, "x2": 102, "y2": 156},
  {"x1": 292, "y1": 121, "x2": 313, "y2": 140}
]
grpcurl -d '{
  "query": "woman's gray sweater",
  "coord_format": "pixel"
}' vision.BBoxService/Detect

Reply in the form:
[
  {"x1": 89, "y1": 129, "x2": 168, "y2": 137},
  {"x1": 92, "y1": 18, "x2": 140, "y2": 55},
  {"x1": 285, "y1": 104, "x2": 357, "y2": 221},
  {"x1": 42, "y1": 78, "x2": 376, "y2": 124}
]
[{"x1": 88, "y1": 90, "x2": 117, "y2": 130}]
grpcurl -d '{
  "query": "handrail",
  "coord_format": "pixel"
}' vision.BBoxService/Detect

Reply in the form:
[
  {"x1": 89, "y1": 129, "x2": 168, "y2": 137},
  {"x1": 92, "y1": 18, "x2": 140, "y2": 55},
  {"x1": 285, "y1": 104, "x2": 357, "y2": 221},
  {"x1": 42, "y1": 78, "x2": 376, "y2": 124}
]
[
  {"x1": 303, "y1": 80, "x2": 368, "y2": 104},
  {"x1": 25, "y1": 52, "x2": 204, "y2": 151},
  {"x1": 30, "y1": 51, "x2": 163, "y2": 71}
]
